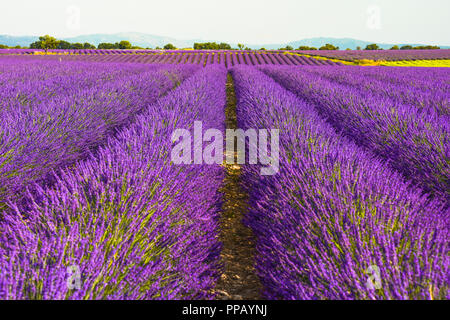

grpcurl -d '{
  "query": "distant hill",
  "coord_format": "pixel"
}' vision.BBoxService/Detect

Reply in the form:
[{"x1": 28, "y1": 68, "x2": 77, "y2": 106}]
[
  {"x1": 1, "y1": 33, "x2": 449, "y2": 50},
  {"x1": 282, "y1": 37, "x2": 450, "y2": 50},
  {"x1": 0, "y1": 35, "x2": 39, "y2": 47},
  {"x1": 63, "y1": 32, "x2": 205, "y2": 49}
]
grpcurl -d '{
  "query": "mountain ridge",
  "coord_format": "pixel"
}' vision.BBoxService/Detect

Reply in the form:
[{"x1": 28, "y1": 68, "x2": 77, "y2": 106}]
[{"x1": 1, "y1": 33, "x2": 449, "y2": 50}]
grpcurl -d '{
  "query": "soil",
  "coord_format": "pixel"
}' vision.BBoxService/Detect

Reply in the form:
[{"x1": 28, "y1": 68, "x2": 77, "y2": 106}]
[{"x1": 212, "y1": 73, "x2": 262, "y2": 300}]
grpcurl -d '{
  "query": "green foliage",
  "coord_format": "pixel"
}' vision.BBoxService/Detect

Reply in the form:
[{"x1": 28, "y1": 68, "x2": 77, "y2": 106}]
[
  {"x1": 163, "y1": 43, "x2": 176, "y2": 50},
  {"x1": 412, "y1": 45, "x2": 440, "y2": 50},
  {"x1": 219, "y1": 43, "x2": 232, "y2": 50},
  {"x1": 0, "y1": 44, "x2": 22, "y2": 49},
  {"x1": 398, "y1": 44, "x2": 440, "y2": 50},
  {"x1": 57, "y1": 40, "x2": 71, "y2": 49},
  {"x1": 297, "y1": 46, "x2": 317, "y2": 50},
  {"x1": 319, "y1": 43, "x2": 339, "y2": 50},
  {"x1": 70, "y1": 43, "x2": 84, "y2": 50},
  {"x1": 193, "y1": 42, "x2": 232, "y2": 50},
  {"x1": 30, "y1": 36, "x2": 97, "y2": 51},
  {"x1": 279, "y1": 45, "x2": 293, "y2": 51},
  {"x1": 118, "y1": 40, "x2": 132, "y2": 49},
  {"x1": 83, "y1": 42, "x2": 96, "y2": 49},
  {"x1": 390, "y1": 45, "x2": 399, "y2": 50},
  {"x1": 98, "y1": 43, "x2": 116, "y2": 49},
  {"x1": 237, "y1": 43, "x2": 245, "y2": 50},
  {"x1": 365, "y1": 43, "x2": 381, "y2": 50},
  {"x1": 97, "y1": 41, "x2": 134, "y2": 50},
  {"x1": 39, "y1": 35, "x2": 59, "y2": 53}
]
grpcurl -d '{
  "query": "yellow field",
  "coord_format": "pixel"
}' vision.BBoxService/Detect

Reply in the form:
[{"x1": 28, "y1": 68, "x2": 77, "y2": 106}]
[
  {"x1": 380, "y1": 59, "x2": 450, "y2": 67},
  {"x1": 289, "y1": 52, "x2": 450, "y2": 67}
]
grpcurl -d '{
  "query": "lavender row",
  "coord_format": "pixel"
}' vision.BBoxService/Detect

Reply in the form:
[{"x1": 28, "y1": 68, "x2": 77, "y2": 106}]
[
  {"x1": 334, "y1": 66, "x2": 450, "y2": 93},
  {"x1": 0, "y1": 52, "x2": 341, "y2": 68},
  {"x1": 0, "y1": 65, "x2": 227, "y2": 300},
  {"x1": 0, "y1": 61, "x2": 199, "y2": 208},
  {"x1": 261, "y1": 66, "x2": 450, "y2": 205},
  {"x1": 297, "y1": 49, "x2": 450, "y2": 61},
  {"x1": 0, "y1": 59, "x2": 162, "y2": 110},
  {"x1": 300, "y1": 66, "x2": 450, "y2": 116},
  {"x1": 231, "y1": 65, "x2": 448, "y2": 299},
  {"x1": 0, "y1": 48, "x2": 332, "y2": 55}
]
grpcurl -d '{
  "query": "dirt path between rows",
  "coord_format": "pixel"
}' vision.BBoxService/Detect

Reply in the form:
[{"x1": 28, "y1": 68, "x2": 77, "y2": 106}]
[{"x1": 212, "y1": 73, "x2": 262, "y2": 300}]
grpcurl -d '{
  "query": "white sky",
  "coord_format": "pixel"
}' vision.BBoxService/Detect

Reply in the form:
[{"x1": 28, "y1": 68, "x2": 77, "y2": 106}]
[{"x1": 1, "y1": 0, "x2": 449, "y2": 45}]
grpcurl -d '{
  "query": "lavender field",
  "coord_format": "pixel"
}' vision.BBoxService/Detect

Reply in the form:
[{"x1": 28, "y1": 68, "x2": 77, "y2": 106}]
[
  {"x1": 296, "y1": 49, "x2": 450, "y2": 61},
  {"x1": 0, "y1": 51, "x2": 342, "y2": 68},
  {"x1": 0, "y1": 54, "x2": 448, "y2": 300}
]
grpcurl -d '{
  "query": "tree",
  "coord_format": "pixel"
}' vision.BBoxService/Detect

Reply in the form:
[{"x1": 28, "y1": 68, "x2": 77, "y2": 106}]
[
  {"x1": 98, "y1": 43, "x2": 115, "y2": 49},
  {"x1": 356, "y1": 46, "x2": 362, "y2": 50},
  {"x1": 279, "y1": 45, "x2": 293, "y2": 51},
  {"x1": 0, "y1": 44, "x2": 8, "y2": 49},
  {"x1": 297, "y1": 46, "x2": 317, "y2": 50},
  {"x1": 237, "y1": 43, "x2": 245, "y2": 50},
  {"x1": 365, "y1": 43, "x2": 380, "y2": 50},
  {"x1": 390, "y1": 45, "x2": 399, "y2": 50},
  {"x1": 163, "y1": 43, "x2": 176, "y2": 50},
  {"x1": 57, "y1": 40, "x2": 71, "y2": 49},
  {"x1": 29, "y1": 35, "x2": 59, "y2": 52},
  {"x1": 70, "y1": 43, "x2": 84, "y2": 50},
  {"x1": 29, "y1": 41, "x2": 41, "y2": 49},
  {"x1": 319, "y1": 43, "x2": 339, "y2": 50},
  {"x1": 118, "y1": 40, "x2": 132, "y2": 49},
  {"x1": 219, "y1": 42, "x2": 231, "y2": 50},
  {"x1": 193, "y1": 42, "x2": 231, "y2": 50},
  {"x1": 412, "y1": 45, "x2": 440, "y2": 50},
  {"x1": 400, "y1": 45, "x2": 413, "y2": 50},
  {"x1": 259, "y1": 48, "x2": 266, "y2": 51},
  {"x1": 83, "y1": 42, "x2": 96, "y2": 49},
  {"x1": 39, "y1": 35, "x2": 59, "y2": 53}
]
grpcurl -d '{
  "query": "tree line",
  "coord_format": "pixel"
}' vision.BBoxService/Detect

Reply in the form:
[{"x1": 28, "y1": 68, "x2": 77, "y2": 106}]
[{"x1": 0, "y1": 36, "x2": 442, "y2": 52}]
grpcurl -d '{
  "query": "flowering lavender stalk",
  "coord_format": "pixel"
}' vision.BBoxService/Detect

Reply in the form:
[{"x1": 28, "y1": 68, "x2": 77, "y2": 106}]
[
  {"x1": 261, "y1": 66, "x2": 450, "y2": 205},
  {"x1": 0, "y1": 60, "x2": 199, "y2": 209},
  {"x1": 294, "y1": 49, "x2": 450, "y2": 61},
  {"x1": 0, "y1": 65, "x2": 227, "y2": 300},
  {"x1": 301, "y1": 66, "x2": 449, "y2": 116},
  {"x1": 232, "y1": 65, "x2": 448, "y2": 300}
]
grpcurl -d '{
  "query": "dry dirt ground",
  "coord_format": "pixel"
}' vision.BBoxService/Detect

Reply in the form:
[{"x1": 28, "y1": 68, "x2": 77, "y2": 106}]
[{"x1": 212, "y1": 74, "x2": 263, "y2": 300}]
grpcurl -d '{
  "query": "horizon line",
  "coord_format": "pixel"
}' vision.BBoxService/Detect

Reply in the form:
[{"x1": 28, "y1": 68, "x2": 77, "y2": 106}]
[{"x1": 1, "y1": 32, "x2": 449, "y2": 47}]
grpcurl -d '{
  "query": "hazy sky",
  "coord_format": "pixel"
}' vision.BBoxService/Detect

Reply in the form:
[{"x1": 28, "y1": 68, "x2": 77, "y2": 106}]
[{"x1": 1, "y1": 0, "x2": 449, "y2": 44}]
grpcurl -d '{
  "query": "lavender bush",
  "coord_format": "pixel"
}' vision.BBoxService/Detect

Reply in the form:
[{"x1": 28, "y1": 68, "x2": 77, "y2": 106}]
[
  {"x1": 0, "y1": 59, "x2": 199, "y2": 208},
  {"x1": 0, "y1": 65, "x2": 227, "y2": 300},
  {"x1": 261, "y1": 66, "x2": 450, "y2": 205},
  {"x1": 232, "y1": 65, "x2": 449, "y2": 299}
]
